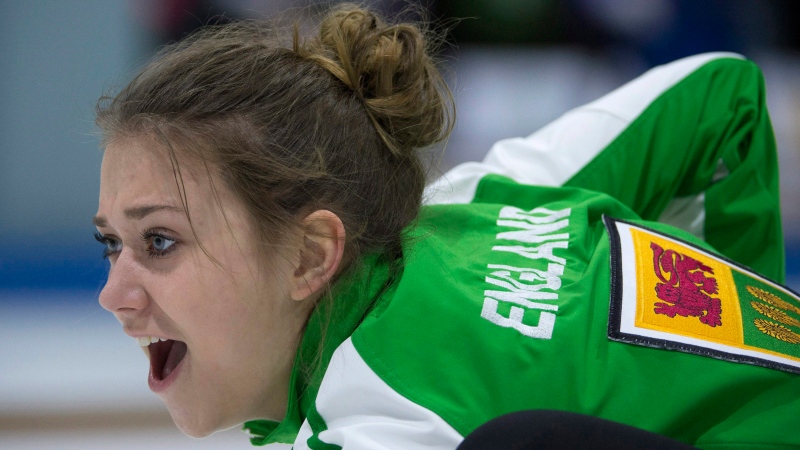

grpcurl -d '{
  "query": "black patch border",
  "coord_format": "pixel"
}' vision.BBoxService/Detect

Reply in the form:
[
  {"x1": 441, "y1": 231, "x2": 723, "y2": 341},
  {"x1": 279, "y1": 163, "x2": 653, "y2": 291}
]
[{"x1": 603, "y1": 215, "x2": 800, "y2": 375}]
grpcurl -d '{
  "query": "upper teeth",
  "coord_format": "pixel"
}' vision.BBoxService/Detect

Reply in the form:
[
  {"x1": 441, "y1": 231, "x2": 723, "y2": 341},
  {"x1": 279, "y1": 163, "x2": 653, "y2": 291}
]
[{"x1": 137, "y1": 336, "x2": 168, "y2": 347}]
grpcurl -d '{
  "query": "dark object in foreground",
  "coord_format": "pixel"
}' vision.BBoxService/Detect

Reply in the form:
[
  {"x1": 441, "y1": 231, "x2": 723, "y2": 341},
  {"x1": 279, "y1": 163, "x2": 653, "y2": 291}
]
[{"x1": 457, "y1": 410, "x2": 697, "y2": 450}]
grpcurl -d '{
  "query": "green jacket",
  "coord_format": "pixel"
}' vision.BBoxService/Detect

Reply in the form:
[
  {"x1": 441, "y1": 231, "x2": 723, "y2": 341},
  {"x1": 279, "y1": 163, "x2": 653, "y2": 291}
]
[{"x1": 246, "y1": 53, "x2": 798, "y2": 449}]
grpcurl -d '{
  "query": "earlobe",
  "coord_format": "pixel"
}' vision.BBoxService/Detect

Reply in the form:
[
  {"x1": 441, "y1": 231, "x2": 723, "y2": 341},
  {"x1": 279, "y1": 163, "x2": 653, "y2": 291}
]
[{"x1": 290, "y1": 210, "x2": 346, "y2": 301}]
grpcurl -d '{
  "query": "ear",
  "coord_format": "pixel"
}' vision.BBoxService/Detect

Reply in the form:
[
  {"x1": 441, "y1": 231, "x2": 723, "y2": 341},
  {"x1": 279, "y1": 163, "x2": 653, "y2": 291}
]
[{"x1": 290, "y1": 210, "x2": 346, "y2": 301}]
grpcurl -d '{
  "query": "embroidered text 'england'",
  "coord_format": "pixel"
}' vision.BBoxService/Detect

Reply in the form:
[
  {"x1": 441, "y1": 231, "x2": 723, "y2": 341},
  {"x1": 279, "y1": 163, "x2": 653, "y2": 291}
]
[{"x1": 480, "y1": 207, "x2": 571, "y2": 339}]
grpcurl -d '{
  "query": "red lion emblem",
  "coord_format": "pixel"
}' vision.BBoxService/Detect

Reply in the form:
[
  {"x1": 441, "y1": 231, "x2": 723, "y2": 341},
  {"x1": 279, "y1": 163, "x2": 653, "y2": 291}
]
[{"x1": 650, "y1": 242, "x2": 722, "y2": 327}]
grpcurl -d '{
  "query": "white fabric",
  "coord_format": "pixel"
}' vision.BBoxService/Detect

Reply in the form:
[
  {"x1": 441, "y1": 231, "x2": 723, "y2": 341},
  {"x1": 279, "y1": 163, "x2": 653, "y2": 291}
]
[
  {"x1": 658, "y1": 193, "x2": 706, "y2": 240},
  {"x1": 293, "y1": 338, "x2": 463, "y2": 450},
  {"x1": 262, "y1": 443, "x2": 292, "y2": 449},
  {"x1": 424, "y1": 52, "x2": 744, "y2": 206},
  {"x1": 656, "y1": 157, "x2": 731, "y2": 239}
]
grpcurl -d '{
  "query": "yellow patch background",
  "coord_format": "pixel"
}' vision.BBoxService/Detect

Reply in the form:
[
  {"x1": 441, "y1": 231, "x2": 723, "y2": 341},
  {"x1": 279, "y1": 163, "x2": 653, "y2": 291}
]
[{"x1": 630, "y1": 228, "x2": 745, "y2": 346}]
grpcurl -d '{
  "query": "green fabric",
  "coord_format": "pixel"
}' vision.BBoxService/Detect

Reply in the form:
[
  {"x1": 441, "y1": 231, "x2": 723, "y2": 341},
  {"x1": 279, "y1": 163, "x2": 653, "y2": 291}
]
[
  {"x1": 352, "y1": 184, "x2": 637, "y2": 436},
  {"x1": 564, "y1": 58, "x2": 783, "y2": 282},
  {"x1": 248, "y1": 56, "x2": 795, "y2": 448},
  {"x1": 732, "y1": 270, "x2": 800, "y2": 359},
  {"x1": 305, "y1": 405, "x2": 342, "y2": 450},
  {"x1": 243, "y1": 254, "x2": 392, "y2": 445},
  {"x1": 351, "y1": 184, "x2": 798, "y2": 447},
  {"x1": 695, "y1": 378, "x2": 800, "y2": 449},
  {"x1": 344, "y1": 57, "x2": 795, "y2": 448}
]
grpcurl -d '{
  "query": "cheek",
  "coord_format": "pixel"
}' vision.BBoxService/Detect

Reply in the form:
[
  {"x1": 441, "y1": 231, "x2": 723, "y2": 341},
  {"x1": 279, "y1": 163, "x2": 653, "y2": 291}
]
[
  {"x1": 145, "y1": 257, "x2": 235, "y2": 342},
  {"x1": 175, "y1": 237, "x2": 298, "y2": 357},
  {"x1": 181, "y1": 258, "x2": 270, "y2": 338}
]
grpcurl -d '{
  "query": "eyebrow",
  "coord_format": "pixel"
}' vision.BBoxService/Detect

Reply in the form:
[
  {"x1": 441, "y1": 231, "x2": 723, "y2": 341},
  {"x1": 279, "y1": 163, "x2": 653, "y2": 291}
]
[{"x1": 92, "y1": 205, "x2": 184, "y2": 227}]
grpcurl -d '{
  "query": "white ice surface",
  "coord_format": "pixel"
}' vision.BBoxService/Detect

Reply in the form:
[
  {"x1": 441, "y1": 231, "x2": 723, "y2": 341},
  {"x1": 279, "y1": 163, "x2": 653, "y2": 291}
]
[
  {"x1": 0, "y1": 290, "x2": 273, "y2": 448},
  {"x1": 0, "y1": 290, "x2": 156, "y2": 413}
]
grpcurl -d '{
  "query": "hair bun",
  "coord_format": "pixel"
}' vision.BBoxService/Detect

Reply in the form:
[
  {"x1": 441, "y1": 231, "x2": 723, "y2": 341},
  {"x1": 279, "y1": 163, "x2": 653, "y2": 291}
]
[{"x1": 296, "y1": 4, "x2": 454, "y2": 157}]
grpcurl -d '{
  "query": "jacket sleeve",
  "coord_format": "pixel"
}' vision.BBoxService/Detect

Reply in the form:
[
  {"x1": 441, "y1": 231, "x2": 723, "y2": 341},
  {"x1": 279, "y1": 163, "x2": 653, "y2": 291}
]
[{"x1": 425, "y1": 53, "x2": 783, "y2": 282}]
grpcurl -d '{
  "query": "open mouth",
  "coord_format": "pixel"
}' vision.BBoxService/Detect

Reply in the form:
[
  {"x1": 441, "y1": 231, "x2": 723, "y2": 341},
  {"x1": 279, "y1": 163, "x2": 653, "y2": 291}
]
[{"x1": 148, "y1": 339, "x2": 188, "y2": 381}]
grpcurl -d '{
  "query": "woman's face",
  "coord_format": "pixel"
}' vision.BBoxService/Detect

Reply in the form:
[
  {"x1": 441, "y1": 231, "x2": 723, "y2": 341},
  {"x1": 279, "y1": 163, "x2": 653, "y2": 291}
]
[{"x1": 94, "y1": 137, "x2": 310, "y2": 437}]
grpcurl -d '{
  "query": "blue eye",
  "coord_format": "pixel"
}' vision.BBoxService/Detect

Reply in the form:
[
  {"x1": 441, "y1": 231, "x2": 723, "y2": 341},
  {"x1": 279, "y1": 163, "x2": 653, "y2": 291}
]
[
  {"x1": 151, "y1": 235, "x2": 175, "y2": 253},
  {"x1": 94, "y1": 232, "x2": 121, "y2": 259},
  {"x1": 141, "y1": 230, "x2": 178, "y2": 258}
]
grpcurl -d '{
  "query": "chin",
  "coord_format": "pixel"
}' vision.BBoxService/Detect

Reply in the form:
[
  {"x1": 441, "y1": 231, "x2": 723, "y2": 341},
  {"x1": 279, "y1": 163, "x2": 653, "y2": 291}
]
[{"x1": 168, "y1": 406, "x2": 230, "y2": 439}]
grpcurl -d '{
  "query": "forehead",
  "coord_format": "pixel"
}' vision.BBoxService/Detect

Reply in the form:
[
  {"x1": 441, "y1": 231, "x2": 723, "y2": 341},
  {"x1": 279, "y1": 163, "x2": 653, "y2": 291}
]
[
  {"x1": 101, "y1": 137, "x2": 175, "y2": 192},
  {"x1": 97, "y1": 136, "x2": 214, "y2": 220}
]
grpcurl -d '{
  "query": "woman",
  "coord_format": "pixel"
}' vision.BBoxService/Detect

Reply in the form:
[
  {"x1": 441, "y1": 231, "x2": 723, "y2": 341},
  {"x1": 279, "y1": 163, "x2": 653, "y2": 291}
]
[{"x1": 93, "y1": 4, "x2": 799, "y2": 449}]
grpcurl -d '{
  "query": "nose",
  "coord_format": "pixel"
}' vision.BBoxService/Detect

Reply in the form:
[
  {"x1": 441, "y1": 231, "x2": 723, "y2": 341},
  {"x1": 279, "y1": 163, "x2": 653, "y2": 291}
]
[{"x1": 98, "y1": 251, "x2": 149, "y2": 316}]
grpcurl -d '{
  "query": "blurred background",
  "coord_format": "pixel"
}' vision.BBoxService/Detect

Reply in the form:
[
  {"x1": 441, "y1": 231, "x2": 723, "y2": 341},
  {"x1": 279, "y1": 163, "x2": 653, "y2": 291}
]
[{"x1": 1, "y1": 0, "x2": 799, "y2": 448}]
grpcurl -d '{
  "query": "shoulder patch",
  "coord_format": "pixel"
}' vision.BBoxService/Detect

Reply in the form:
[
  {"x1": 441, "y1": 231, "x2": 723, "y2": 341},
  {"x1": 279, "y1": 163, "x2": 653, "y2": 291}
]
[{"x1": 604, "y1": 216, "x2": 800, "y2": 374}]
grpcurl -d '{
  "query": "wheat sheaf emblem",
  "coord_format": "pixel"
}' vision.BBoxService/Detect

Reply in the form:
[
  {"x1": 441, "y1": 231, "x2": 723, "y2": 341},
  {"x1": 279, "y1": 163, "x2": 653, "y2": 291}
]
[{"x1": 747, "y1": 286, "x2": 800, "y2": 344}]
